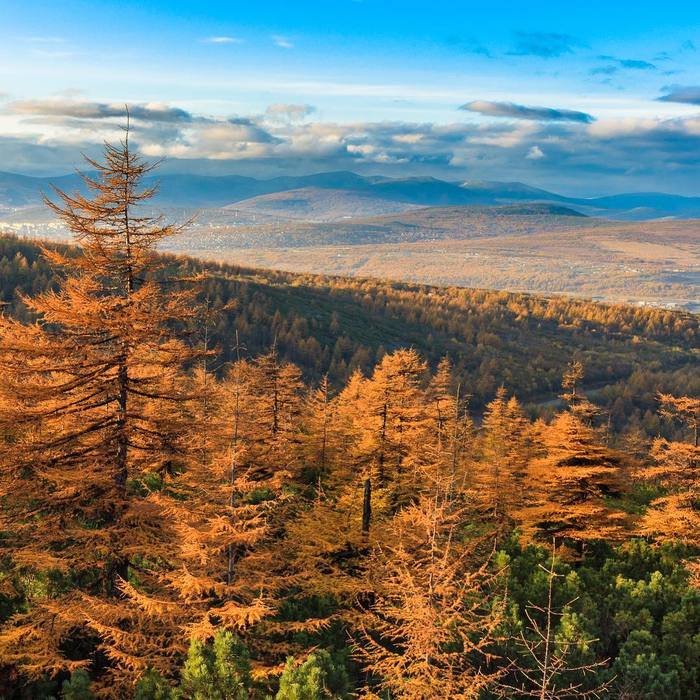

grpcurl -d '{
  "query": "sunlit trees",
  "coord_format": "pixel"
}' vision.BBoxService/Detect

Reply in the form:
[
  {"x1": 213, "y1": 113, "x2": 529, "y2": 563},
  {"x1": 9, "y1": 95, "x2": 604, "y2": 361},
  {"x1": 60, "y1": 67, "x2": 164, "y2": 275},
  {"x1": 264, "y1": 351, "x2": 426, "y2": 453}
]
[
  {"x1": 2, "y1": 172, "x2": 699, "y2": 698},
  {"x1": 560, "y1": 361, "x2": 599, "y2": 424},
  {"x1": 476, "y1": 387, "x2": 530, "y2": 525},
  {"x1": 246, "y1": 345, "x2": 304, "y2": 481},
  {"x1": 424, "y1": 356, "x2": 476, "y2": 497},
  {"x1": 639, "y1": 394, "x2": 700, "y2": 546},
  {"x1": 355, "y1": 490, "x2": 505, "y2": 699},
  {"x1": 0, "y1": 124, "x2": 213, "y2": 690},
  {"x1": 300, "y1": 375, "x2": 342, "y2": 488},
  {"x1": 519, "y1": 370, "x2": 628, "y2": 547},
  {"x1": 348, "y1": 349, "x2": 427, "y2": 534}
]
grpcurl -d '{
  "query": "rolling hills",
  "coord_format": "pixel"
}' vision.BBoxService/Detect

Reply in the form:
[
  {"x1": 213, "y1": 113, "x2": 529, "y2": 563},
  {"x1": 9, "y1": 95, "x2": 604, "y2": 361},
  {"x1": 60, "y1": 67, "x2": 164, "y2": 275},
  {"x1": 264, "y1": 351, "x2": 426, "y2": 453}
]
[
  {"x1": 3, "y1": 169, "x2": 700, "y2": 219},
  {"x1": 226, "y1": 187, "x2": 423, "y2": 221},
  {"x1": 2, "y1": 169, "x2": 698, "y2": 313}
]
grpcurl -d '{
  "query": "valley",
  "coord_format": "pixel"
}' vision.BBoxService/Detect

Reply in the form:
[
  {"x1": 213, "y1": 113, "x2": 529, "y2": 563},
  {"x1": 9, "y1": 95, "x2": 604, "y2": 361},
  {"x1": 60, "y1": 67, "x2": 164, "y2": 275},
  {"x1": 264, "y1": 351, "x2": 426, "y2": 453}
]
[{"x1": 185, "y1": 218, "x2": 700, "y2": 311}]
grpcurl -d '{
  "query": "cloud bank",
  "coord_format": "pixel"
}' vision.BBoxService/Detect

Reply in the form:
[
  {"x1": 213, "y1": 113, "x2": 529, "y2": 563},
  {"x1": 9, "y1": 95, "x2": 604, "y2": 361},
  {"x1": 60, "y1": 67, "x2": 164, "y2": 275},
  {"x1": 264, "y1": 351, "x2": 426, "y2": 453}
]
[
  {"x1": 7, "y1": 99, "x2": 194, "y2": 123},
  {"x1": 2, "y1": 98, "x2": 700, "y2": 193}
]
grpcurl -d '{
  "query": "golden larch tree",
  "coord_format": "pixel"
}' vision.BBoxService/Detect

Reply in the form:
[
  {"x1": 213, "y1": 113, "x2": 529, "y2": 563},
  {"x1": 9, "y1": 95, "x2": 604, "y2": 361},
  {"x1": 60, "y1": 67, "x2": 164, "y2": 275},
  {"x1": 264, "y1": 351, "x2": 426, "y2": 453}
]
[
  {"x1": 476, "y1": 387, "x2": 530, "y2": 525},
  {"x1": 349, "y1": 349, "x2": 427, "y2": 534},
  {"x1": 0, "y1": 125, "x2": 221, "y2": 691},
  {"x1": 639, "y1": 393, "x2": 700, "y2": 547},
  {"x1": 518, "y1": 370, "x2": 628, "y2": 547},
  {"x1": 355, "y1": 489, "x2": 505, "y2": 700}
]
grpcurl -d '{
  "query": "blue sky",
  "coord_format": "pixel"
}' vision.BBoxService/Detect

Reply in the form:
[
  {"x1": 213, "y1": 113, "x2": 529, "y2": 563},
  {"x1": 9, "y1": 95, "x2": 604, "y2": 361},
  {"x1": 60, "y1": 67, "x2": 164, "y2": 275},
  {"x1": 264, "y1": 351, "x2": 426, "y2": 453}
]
[{"x1": 1, "y1": 0, "x2": 699, "y2": 194}]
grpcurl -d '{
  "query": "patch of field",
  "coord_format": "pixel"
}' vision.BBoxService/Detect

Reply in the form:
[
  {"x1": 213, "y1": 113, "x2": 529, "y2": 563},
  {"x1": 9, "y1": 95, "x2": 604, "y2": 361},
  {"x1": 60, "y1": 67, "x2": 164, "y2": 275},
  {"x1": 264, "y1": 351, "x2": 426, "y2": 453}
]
[{"x1": 595, "y1": 238, "x2": 692, "y2": 262}]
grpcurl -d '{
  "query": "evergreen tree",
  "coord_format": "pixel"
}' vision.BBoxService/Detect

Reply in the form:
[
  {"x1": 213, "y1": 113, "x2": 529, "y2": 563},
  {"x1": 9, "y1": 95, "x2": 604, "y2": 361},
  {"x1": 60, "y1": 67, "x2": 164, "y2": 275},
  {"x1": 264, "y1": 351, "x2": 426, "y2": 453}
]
[
  {"x1": 499, "y1": 540, "x2": 611, "y2": 698},
  {"x1": 177, "y1": 631, "x2": 251, "y2": 700},
  {"x1": 61, "y1": 670, "x2": 96, "y2": 700},
  {"x1": 275, "y1": 650, "x2": 349, "y2": 700}
]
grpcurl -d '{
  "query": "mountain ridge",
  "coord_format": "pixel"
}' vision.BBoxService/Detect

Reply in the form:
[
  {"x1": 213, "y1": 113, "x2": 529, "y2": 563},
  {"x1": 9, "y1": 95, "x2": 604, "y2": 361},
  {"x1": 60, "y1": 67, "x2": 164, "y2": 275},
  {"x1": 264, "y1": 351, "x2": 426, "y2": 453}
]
[{"x1": 2, "y1": 169, "x2": 700, "y2": 220}]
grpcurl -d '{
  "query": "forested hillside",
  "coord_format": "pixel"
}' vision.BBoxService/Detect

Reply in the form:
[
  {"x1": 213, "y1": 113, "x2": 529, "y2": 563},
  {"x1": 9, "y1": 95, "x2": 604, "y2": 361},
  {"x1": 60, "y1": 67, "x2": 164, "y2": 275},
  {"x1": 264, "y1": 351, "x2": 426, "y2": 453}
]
[
  {"x1": 0, "y1": 140, "x2": 698, "y2": 699},
  {"x1": 1, "y1": 234, "x2": 698, "y2": 436}
]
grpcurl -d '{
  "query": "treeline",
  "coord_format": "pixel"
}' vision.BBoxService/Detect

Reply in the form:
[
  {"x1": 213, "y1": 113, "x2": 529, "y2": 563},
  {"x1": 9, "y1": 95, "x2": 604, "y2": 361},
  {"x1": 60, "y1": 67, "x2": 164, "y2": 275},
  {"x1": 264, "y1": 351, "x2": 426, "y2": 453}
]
[{"x1": 0, "y1": 142, "x2": 698, "y2": 699}]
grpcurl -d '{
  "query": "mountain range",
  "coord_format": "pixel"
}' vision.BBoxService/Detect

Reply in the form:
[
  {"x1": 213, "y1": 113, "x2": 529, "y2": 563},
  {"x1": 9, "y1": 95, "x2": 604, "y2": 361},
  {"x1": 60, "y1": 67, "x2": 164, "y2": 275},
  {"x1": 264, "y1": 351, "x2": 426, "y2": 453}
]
[{"x1": 2, "y1": 170, "x2": 700, "y2": 221}]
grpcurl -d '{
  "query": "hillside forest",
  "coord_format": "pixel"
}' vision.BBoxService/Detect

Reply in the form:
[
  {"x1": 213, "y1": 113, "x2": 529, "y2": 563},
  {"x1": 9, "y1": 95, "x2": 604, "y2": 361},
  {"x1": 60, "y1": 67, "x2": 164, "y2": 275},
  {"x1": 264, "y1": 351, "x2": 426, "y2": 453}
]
[{"x1": 0, "y1": 137, "x2": 698, "y2": 699}]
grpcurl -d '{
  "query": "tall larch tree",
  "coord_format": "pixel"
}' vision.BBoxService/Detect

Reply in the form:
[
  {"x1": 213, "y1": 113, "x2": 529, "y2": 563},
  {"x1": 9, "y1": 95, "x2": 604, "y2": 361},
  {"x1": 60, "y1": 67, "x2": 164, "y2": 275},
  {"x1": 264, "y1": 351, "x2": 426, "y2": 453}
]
[
  {"x1": 149, "y1": 352, "x2": 279, "y2": 651},
  {"x1": 559, "y1": 360, "x2": 599, "y2": 424},
  {"x1": 349, "y1": 349, "x2": 427, "y2": 535},
  {"x1": 427, "y1": 356, "x2": 455, "y2": 450},
  {"x1": 300, "y1": 375, "x2": 342, "y2": 489},
  {"x1": 518, "y1": 369, "x2": 628, "y2": 548},
  {"x1": 476, "y1": 387, "x2": 530, "y2": 526},
  {"x1": 639, "y1": 394, "x2": 700, "y2": 547},
  {"x1": 424, "y1": 356, "x2": 475, "y2": 496},
  {"x1": 355, "y1": 489, "x2": 505, "y2": 699},
  {"x1": 0, "y1": 124, "x2": 214, "y2": 691},
  {"x1": 276, "y1": 371, "x2": 371, "y2": 641},
  {"x1": 245, "y1": 345, "x2": 304, "y2": 482}
]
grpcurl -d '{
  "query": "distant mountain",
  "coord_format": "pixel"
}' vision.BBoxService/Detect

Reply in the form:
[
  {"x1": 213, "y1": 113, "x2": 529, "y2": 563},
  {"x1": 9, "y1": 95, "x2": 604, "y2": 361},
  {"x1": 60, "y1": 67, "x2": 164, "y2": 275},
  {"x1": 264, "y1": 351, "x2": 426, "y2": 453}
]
[
  {"x1": 459, "y1": 180, "x2": 568, "y2": 202},
  {"x1": 369, "y1": 177, "x2": 485, "y2": 205},
  {"x1": 1, "y1": 169, "x2": 699, "y2": 220},
  {"x1": 229, "y1": 187, "x2": 421, "y2": 221},
  {"x1": 151, "y1": 171, "x2": 376, "y2": 208},
  {"x1": 0, "y1": 172, "x2": 82, "y2": 207},
  {"x1": 585, "y1": 192, "x2": 700, "y2": 211},
  {"x1": 491, "y1": 203, "x2": 586, "y2": 217},
  {"x1": 570, "y1": 192, "x2": 700, "y2": 220}
]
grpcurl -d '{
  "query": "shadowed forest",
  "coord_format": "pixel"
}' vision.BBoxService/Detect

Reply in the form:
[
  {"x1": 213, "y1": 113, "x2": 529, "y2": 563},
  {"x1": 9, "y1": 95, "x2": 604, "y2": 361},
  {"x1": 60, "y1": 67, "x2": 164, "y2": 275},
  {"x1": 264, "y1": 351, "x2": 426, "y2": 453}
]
[{"x1": 0, "y1": 139, "x2": 698, "y2": 699}]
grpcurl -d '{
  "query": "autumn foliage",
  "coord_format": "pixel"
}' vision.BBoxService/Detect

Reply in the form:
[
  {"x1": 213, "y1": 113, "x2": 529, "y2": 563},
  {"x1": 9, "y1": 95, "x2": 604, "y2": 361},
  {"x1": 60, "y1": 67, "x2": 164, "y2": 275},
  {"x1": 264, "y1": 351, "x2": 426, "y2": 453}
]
[{"x1": 0, "y1": 134, "x2": 698, "y2": 699}]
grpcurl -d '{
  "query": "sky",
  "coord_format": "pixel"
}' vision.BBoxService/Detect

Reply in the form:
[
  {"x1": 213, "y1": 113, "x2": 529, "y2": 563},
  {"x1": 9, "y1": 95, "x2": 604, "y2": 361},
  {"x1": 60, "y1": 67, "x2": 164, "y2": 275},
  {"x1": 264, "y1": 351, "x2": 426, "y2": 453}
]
[{"x1": 0, "y1": 0, "x2": 699, "y2": 195}]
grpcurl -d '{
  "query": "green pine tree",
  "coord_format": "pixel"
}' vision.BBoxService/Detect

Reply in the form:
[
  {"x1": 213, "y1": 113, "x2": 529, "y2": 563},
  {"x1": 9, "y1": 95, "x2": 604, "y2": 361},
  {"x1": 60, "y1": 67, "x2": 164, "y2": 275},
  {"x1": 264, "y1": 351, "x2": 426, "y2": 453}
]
[
  {"x1": 275, "y1": 650, "x2": 349, "y2": 700},
  {"x1": 61, "y1": 670, "x2": 95, "y2": 700},
  {"x1": 178, "y1": 631, "x2": 251, "y2": 700}
]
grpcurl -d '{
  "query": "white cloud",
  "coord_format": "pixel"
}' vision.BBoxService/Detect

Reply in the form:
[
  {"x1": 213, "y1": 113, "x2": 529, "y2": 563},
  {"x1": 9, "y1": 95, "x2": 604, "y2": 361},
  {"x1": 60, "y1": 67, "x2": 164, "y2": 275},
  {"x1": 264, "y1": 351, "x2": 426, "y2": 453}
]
[
  {"x1": 587, "y1": 117, "x2": 661, "y2": 137},
  {"x1": 461, "y1": 100, "x2": 594, "y2": 123},
  {"x1": 468, "y1": 122, "x2": 538, "y2": 148},
  {"x1": 4, "y1": 97, "x2": 700, "y2": 193},
  {"x1": 202, "y1": 36, "x2": 243, "y2": 45},
  {"x1": 6, "y1": 99, "x2": 194, "y2": 123},
  {"x1": 526, "y1": 145, "x2": 545, "y2": 159},
  {"x1": 264, "y1": 103, "x2": 315, "y2": 122},
  {"x1": 273, "y1": 35, "x2": 294, "y2": 49}
]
